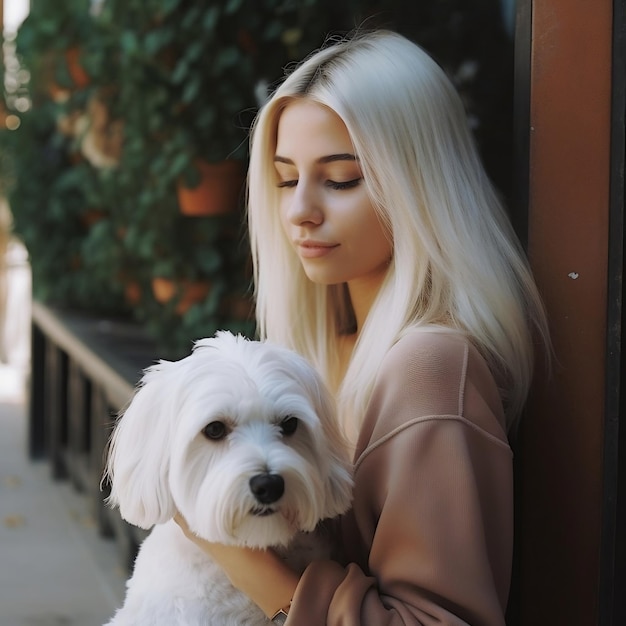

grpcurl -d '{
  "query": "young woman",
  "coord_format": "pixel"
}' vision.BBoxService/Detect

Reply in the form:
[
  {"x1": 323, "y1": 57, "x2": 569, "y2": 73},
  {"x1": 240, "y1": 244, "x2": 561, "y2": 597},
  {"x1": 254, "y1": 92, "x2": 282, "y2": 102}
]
[{"x1": 177, "y1": 30, "x2": 550, "y2": 625}]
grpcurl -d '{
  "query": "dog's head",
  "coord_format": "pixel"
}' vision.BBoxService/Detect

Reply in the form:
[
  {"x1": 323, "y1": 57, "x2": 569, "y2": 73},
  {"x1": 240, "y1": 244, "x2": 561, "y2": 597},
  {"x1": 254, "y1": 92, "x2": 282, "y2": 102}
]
[{"x1": 104, "y1": 331, "x2": 353, "y2": 548}]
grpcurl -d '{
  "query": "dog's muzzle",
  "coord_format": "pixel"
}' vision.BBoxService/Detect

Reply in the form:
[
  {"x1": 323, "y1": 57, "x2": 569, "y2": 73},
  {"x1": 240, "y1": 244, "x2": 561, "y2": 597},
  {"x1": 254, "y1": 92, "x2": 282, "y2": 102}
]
[{"x1": 249, "y1": 473, "x2": 284, "y2": 510}]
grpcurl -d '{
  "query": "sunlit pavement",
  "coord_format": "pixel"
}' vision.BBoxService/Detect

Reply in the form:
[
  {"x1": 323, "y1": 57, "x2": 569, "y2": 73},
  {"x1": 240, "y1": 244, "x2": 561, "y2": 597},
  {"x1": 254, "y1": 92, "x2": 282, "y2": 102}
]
[{"x1": 0, "y1": 241, "x2": 125, "y2": 626}]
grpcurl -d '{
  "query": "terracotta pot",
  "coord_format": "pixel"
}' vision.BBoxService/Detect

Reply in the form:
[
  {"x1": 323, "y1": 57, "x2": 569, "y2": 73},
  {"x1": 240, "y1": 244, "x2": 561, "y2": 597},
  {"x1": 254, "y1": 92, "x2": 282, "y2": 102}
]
[
  {"x1": 221, "y1": 294, "x2": 254, "y2": 321},
  {"x1": 46, "y1": 48, "x2": 89, "y2": 101},
  {"x1": 79, "y1": 209, "x2": 107, "y2": 229},
  {"x1": 65, "y1": 47, "x2": 90, "y2": 88},
  {"x1": 177, "y1": 160, "x2": 245, "y2": 217},
  {"x1": 48, "y1": 82, "x2": 71, "y2": 103},
  {"x1": 115, "y1": 271, "x2": 142, "y2": 307},
  {"x1": 151, "y1": 277, "x2": 211, "y2": 315}
]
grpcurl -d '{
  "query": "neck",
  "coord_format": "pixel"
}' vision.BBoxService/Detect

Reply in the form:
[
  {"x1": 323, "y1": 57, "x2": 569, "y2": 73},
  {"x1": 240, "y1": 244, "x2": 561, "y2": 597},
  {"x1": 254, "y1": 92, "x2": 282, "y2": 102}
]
[
  {"x1": 346, "y1": 275, "x2": 384, "y2": 333},
  {"x1": 331, "y1": 272, "x2": 386, "y2": 390}
]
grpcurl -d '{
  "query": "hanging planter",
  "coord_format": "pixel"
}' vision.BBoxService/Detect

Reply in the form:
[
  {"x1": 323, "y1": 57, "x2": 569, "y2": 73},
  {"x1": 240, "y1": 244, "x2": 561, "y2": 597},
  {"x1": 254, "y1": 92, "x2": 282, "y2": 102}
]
[
  {"x1": 79, "y1": 208, "x2": 107, "y2": 229},
  {"x1": 123, "y1": 280, "x2": 142, "y2": 307},
  {"x1": 151, "y1": 276, "x2": 211, "y2": 315},
  {"x1": 65, "y1": 47, "x2": 90, "y2": 88},
  {"x1": 176, "y1": 159, "x2": 245, "y2": 217},
  {"x1": 45, "y1": 48, "x2": 90, "y2": 102},
  {"x1": 47, "y1": 82, "x2": 72, "y2": 103},
  {"x1": 221, "y1": 293, "x2": 254, "y2": 322}
]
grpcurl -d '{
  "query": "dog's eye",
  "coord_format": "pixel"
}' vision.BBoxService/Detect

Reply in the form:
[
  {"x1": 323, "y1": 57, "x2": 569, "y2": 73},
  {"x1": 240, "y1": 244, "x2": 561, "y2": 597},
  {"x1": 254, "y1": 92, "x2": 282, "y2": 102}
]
[
  {"x1": 280, "y1": 416, "x2": 298, "y2": 436},
  {"x1": 202, "y1": 421, "x2": 228, "y2": 441}
]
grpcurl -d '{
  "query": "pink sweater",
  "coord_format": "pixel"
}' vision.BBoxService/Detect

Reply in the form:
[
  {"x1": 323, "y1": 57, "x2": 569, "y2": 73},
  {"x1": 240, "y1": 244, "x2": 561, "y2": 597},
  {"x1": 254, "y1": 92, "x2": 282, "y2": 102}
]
[{"x1": 288, "y1": 329, "x2": 513, "y2": 625}]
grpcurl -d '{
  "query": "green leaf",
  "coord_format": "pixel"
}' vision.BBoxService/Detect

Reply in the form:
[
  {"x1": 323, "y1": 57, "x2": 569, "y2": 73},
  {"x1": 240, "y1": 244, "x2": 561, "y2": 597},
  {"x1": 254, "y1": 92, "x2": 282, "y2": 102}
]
[
  {"x1": 181, "y1": 6, "x2": 203, "y2": 30},
  {"x1": 171, "y1": 58, "x2": 189, "y2": 84},
  {"x1": 181, "y1": 77, "x2": 201, "y2": 103},
  {"x1": 144, "y1": 30, "x2": 169, "y2": 55},
  {"x1": 224, "y1": 0, "x2": 245, "y2": 15},
  {"x1": 170, "y1": 152, "x2": 191, "y2": 177},
  {"x1": 202, "y1": 6, "x2": 220, "y2": 31},
  {"x1": 161, "y1": 0, "x2": 183, "y2": 16},
  {"x1": 214, "y1": 47, "x2": 240, "y2": 71},
  {"x1": 196, "y1": 247, "x2": 222, "y2": 274},
  {"x1": 184, "y1": 40, "x2": 204, "y2": 62},
  {"x1": 120, "y1": 31, "x2": 140, "y2": 57}
]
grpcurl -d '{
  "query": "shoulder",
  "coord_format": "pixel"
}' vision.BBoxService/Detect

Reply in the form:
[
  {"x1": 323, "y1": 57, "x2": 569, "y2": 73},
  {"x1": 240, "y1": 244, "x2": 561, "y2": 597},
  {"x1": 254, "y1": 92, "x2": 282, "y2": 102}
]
[
  {"x1": 354, "y1": 327, "x2": 508, "y2": 460},
  {"x1": 376, "y1": 327, "x2": 472, "y2": 412},
  {"x1": 382, "y1": 327, "x2": 470, "y2": 387}
]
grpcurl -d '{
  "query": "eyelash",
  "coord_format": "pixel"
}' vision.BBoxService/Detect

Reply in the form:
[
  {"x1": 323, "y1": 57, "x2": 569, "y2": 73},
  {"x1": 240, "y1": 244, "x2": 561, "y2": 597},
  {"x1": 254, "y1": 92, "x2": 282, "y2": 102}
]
[
  {"x1": 276, "y1": 178, "x2": 362, "y2": 190},
  {"x1": 328, "y1": 178, "x2": 362, "y2": 190}
]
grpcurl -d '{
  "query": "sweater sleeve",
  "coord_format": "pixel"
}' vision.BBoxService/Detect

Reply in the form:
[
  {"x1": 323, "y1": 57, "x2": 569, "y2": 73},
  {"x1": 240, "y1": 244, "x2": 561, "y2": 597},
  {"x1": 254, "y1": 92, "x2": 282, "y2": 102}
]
[{"x1": 285, "y1": 331, "x2": 514, "y2": 625}]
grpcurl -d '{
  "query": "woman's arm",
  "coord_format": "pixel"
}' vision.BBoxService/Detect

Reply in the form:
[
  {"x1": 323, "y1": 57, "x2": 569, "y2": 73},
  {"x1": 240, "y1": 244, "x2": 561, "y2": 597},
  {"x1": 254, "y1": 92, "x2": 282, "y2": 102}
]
[
  {"x1": 174, "y1": 513, "x2": 298, "y2": 620},
  {"x1": 284, "y1": 332, "x2": 513, "y2": 625},
  {"x1": 177, "y1": 332, "x2": 513, "y2": 625}
]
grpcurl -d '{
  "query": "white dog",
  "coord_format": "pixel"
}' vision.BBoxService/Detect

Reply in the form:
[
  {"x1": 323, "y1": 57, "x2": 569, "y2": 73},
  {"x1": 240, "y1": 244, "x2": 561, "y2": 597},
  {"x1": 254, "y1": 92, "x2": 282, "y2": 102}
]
[{"x1": 103, "y1": 331, "x2": 353, "y2": 625}]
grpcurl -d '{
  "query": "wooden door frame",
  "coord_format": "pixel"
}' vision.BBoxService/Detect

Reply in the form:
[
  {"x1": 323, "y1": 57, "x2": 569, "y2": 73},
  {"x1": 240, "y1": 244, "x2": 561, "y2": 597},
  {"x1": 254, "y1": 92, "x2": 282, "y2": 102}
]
[
  {"x1": 512, "y1": 1, "x2": 626, "y2": 624},
  {"x1": 600, "y1": 1, "x2": 625, "y2": 623}
]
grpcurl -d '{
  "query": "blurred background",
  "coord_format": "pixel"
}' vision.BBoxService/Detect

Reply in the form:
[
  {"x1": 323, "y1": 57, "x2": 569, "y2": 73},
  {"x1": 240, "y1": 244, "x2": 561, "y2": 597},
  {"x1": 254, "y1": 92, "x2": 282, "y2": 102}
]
[{"x1": 0, "y1": 1, "x2": 516, "y2": 624}]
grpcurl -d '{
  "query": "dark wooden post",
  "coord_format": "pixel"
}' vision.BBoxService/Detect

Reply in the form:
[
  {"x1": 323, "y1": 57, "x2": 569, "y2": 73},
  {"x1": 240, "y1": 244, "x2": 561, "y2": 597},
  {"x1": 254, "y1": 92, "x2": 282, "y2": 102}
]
[
  {"x1": 28, "y1": 323, "x2": 46, "y2": 458},
  {"x1": 46, "y1": 342, "x2": 69, "y2": 480},
  {"x1": 515, "y1": 1, "x2": 625, "y2": 624}
]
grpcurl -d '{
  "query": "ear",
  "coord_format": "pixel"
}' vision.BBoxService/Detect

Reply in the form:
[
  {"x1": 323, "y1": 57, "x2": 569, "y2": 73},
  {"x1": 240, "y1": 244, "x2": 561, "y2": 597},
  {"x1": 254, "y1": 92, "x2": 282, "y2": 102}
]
[{"x1": 104, "y1": 361, "x2": 178, "y2": 529}]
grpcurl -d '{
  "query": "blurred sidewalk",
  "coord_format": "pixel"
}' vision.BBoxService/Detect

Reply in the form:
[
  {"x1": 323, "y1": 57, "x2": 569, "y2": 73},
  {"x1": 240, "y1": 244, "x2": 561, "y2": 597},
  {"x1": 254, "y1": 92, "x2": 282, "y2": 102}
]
[{"x1": 0, "y1": 240, "x2": 125, "y2": 626}]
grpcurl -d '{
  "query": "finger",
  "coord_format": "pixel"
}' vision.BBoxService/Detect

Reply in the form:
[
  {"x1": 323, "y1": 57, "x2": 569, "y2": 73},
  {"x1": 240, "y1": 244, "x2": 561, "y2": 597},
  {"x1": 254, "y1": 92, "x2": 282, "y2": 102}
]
[{"x1": 173, "y1": 512, "x2": 187, "y2": 529}]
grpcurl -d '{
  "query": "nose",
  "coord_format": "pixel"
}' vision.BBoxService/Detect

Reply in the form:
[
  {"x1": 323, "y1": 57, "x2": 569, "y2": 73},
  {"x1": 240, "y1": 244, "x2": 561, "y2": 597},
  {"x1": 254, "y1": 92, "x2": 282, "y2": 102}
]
[
  {"x1": 285, "y1": 179, "x2": 323, "y2": 226},
  {"x1": 249, "y1": 473, "x2": 285, "y2": 504}
]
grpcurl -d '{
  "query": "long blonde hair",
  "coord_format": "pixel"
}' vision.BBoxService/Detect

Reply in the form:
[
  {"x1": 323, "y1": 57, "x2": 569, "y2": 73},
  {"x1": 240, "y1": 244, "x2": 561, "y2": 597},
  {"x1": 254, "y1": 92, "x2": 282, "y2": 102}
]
[{"x1": 247, "y1": 30, "x2": 549, "y2": 436}]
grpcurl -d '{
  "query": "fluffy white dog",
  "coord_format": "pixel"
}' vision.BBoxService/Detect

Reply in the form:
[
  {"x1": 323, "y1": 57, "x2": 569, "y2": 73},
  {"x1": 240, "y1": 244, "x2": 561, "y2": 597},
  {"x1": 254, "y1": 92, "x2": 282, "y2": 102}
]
[{"x1": 103, "y1": 331, "x2": 353, "y2": 626}]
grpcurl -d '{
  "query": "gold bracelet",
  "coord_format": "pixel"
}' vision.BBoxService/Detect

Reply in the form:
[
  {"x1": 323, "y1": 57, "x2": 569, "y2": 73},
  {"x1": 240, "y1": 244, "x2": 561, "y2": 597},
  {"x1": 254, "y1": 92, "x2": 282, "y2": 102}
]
[{"x1": 271, "y1": 601, "x2": 291, "y2": 625}]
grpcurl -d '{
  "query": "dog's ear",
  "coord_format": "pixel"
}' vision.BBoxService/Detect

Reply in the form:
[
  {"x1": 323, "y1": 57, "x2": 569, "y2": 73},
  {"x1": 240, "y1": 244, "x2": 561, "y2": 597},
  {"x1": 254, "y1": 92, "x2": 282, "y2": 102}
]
[{"x1": 104, "y1": 360, "x2": 178, "y2": 529}]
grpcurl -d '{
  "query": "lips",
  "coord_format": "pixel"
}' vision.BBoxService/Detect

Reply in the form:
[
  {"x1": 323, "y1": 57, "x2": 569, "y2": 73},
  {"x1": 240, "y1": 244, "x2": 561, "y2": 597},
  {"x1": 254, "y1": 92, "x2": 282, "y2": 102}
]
[{"x1": 296, "y1": 240, "x2": 339, "y2": 259}]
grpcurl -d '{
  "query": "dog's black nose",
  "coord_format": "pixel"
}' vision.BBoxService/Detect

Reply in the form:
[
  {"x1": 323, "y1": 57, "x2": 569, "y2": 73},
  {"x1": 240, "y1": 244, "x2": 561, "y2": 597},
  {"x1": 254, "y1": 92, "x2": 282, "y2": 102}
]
[{"x1": 249, "y1": 473, "x2": 285, "y2": 504}]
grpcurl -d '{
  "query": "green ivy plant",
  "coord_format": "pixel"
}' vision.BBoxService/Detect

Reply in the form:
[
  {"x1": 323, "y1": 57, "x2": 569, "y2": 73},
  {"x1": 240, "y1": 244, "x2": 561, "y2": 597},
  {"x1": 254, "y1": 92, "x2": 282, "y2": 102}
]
[
  {"x1": 2, "y1": 0, "x2": 514, "y2": 357},
  {"x1": 76, "y1": 0, "x2": 356, "y2": 354},
  {"x1": 15, "y1": 0, "x2": 94, "y2": 96},
  {"x1": 0, "y1": 100, "x2": 128, "y2": 313}
]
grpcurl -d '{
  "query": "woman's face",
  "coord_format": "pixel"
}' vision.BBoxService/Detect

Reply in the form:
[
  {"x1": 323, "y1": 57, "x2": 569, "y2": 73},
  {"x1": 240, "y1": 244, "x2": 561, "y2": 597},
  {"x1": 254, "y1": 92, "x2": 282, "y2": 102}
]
[{"x1": 274, "y1": 99, "x2": 392, "y2": 291}]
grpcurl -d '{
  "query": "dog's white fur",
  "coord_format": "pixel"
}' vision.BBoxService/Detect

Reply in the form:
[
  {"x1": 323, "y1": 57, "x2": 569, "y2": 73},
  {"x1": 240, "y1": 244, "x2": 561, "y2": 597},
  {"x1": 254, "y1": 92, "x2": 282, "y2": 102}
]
[{"x1": 103, "y1": 331, "x2": 353, "y2": 625}]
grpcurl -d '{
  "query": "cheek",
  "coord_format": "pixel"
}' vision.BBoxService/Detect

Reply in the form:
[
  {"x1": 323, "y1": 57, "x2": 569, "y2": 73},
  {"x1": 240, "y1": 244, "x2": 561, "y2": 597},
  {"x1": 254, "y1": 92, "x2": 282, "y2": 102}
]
[
  {"x1": 366, "y1": 218, "x2": 392, "y2": 259},
  {"x1": 277, "y1": 192, "x2": 296, "y2": 236},
  {"x1": 348, "y1": 204, "x2": 392, "y2": 261},
  {"x1": 278, "y1": 198, "x2": 290, "y2": 233}
]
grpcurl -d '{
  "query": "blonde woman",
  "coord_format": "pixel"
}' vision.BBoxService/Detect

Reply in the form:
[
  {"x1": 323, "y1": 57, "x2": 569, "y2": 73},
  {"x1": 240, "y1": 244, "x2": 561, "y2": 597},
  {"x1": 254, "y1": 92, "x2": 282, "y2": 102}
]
[{"x1": 178, "y1": 30, "x2": 549, "y2": 625}]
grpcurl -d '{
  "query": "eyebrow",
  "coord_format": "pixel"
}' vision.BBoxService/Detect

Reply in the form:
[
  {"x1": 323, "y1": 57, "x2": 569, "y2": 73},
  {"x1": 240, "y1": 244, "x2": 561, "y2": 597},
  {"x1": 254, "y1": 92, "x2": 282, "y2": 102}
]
[{"x1": 274, "y1": 153, "x2": 358, "y2": 165}]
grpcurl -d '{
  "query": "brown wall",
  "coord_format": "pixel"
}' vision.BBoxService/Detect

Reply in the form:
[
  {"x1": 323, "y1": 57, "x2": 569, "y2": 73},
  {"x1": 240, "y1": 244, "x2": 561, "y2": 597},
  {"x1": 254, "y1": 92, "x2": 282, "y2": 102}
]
[{"x1": 519, "y1": 1, "x2": 613, "y2": 624}]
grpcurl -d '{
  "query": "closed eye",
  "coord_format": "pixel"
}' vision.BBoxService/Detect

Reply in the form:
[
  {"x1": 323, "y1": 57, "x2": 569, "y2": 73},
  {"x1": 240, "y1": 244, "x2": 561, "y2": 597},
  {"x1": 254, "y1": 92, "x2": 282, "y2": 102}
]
[
  {"x1": 276, "y1": 179, "x2": 298, "y2": 188},
  {"x1": 277, "y1": 178, "x2": 362, "y2": 190},
  {"x1": 326, "y1": 178, "x2": 362, "y2": 190}
]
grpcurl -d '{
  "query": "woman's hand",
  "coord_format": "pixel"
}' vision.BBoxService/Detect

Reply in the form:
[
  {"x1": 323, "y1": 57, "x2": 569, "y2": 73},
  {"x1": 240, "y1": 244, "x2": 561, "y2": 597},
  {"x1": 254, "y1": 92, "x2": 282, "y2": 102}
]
[
  {"x1": 173, "y1": 512, "x2": 196, "y2": 542},
  {"x1": 172, "y1": 512, "x2": 298, "y2": 619}
]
